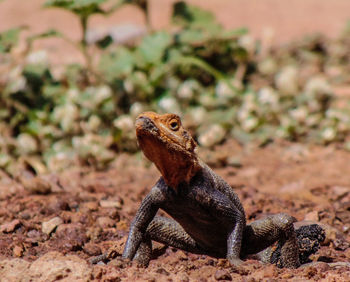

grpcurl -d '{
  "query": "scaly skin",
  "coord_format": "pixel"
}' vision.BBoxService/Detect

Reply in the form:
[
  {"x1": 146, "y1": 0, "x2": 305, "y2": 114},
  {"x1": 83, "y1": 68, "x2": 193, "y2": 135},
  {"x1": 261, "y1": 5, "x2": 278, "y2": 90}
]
[{"x1": 92, "y1": 112, "x2": 324, "y2": 268}]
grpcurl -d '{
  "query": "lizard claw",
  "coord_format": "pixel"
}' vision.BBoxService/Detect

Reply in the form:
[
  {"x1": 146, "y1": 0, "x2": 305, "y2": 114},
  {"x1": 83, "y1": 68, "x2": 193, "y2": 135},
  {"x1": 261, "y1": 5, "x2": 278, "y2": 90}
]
[{"x1": 89, "y1": 249, "x2": 119, "y2": 264}]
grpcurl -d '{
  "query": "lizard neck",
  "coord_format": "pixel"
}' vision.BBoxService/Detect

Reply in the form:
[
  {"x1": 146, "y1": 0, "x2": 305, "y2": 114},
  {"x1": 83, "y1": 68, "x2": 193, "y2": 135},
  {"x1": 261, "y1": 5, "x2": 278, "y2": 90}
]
[{"x1": 156, "y1": 153, "x2": 202, "y2": 189}]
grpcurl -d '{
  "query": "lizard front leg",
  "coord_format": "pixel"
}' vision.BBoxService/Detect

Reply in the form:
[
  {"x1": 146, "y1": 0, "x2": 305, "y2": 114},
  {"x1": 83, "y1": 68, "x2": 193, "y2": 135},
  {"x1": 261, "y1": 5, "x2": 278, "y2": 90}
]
[
  {"x1": 122, "y1": 186, "x2": 164, "y2": 260},
  {"x1": 90, "y1": 187, "x2": 162, "y2": 266}
]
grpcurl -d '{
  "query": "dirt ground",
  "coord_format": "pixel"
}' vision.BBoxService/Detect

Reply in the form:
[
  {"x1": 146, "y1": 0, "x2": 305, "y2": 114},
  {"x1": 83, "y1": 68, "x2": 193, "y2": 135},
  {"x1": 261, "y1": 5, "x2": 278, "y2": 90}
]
[
  {"x1": 0, "y1": 141, "x2": 350, "y2": 281},
  {"x1": 1, "y1": 0, "x2": 350, "y2": 281}
]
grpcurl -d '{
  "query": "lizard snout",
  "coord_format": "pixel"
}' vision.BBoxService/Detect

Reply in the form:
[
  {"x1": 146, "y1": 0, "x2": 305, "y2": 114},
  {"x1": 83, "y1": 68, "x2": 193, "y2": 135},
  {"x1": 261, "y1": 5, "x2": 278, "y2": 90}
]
[{"x1": 135, "y1": 116, "x2": 158, "y2": 135}]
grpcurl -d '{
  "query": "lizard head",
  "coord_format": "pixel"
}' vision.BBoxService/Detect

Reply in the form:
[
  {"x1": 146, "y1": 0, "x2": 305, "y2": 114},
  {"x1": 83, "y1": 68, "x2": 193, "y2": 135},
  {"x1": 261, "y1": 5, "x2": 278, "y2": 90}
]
[{"x1": 135, "y1": 112, "x2": 200, "y2": 188}]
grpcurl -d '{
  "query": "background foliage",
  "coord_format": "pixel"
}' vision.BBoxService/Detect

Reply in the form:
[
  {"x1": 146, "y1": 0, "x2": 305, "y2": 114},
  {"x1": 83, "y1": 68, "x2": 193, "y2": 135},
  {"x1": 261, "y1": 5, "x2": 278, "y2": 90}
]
[{"x1": 1, "y1": 0, "x2": 350, "y2": 174}]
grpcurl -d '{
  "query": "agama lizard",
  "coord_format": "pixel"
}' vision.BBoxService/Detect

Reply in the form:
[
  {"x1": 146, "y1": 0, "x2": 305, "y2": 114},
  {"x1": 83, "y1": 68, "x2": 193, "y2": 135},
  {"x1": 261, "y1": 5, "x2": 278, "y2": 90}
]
[{"x1": 92, "y1": 112, "x2": 324, "y2": 268}]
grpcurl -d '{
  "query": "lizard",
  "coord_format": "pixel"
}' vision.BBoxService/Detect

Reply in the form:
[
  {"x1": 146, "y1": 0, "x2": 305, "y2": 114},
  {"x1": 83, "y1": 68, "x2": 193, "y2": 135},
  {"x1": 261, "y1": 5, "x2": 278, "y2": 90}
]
[{"x1": 91, "y1": 111, "x2": 324, "y2": 267}]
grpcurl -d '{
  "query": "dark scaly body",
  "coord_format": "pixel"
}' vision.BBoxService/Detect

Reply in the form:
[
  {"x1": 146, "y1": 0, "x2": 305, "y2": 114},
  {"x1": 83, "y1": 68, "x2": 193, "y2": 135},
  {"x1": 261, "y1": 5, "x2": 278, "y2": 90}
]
[{"x1": 91, "y1": 112, "x2": 325, "y2": 268}]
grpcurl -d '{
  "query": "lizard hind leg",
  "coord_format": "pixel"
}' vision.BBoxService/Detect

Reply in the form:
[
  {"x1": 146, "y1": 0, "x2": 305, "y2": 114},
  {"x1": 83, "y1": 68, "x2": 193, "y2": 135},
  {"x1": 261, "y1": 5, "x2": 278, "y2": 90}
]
[{"x1": 242, "y1": 213, "x2": 300, "y2": 268}]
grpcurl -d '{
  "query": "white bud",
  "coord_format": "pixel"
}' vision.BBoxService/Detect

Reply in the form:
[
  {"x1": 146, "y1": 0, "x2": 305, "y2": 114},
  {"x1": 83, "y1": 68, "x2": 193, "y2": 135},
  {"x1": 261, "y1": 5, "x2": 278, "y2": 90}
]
[
  {"x1": 321, "y1": 127, "x2": 336, "y2": 142},
  {"x1": 275, "y1": 66, "x2": 299, "y2": 95},
  {"x1": 17, "y1": 133, "x2": 38, "y2": 154},
  {"x1": 114, "y1": 115, "x2": 134, "y2": 132},
  {"x1": 198, "y1": 124, "x2": 226, "y2": 147},
  {"x1": 158, "y1": 96, "x2": 181, "y2": 115},
  {"x1": 26, "y1": 50, "x2": 48, "y2": 66}
]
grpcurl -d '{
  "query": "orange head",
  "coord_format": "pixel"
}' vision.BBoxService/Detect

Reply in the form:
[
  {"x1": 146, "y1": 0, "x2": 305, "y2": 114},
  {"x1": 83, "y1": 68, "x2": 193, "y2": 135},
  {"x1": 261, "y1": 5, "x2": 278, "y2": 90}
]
[{"x1": 135, "y1": 112, "x2": 200, "y2": 188}]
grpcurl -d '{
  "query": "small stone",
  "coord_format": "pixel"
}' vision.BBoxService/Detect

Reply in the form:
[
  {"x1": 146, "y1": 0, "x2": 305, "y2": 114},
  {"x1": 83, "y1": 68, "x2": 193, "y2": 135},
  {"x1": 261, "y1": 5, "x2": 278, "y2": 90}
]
[
  {"x1": 331, "y1": 186, "x2": 349, "y2": 201},
  {"x1": 214, "y1": 269, "x2": 232, "y2": 281},
  {"x1": 216, "y1": 259, "x2": 230, "y2": 268},
  {"x1": 0, "y1": 219, "x2": 21, "y2": 233},
  {"x1": 83, "y1": 243, "x2": 101, "y2": 256},
  {"x1": 333, "y1": 238, "x2": 350, "y2": 251},
  {"x1": 263, "y1": 264, "x2": 277, "y2": 278},
  {"x1": 155, "y1": 267, "x2": 169, "y2": 276},
  {"x1": 312, "y1": 261, "x2": 330, "y2": 272},
  {"x1": 99, "y1": 199, "x2": 122, "y2": 209},
  {"x1": 117, "y1": 220, "x2": 128, "y2": 231},
  {"x1": 96, "y1": 217, "x2": 115, "y2": 229},
  {"x1": 82, "y1": 201, "x2": 99, "y2": 211},
  {"x1": 13, "y1": 245, "x2": 24, "y2": 257},
  {"x1": 304, "y1": 211, "x2": 319, "y2": 221},
  {"x1": 42, "y1": 217, "x2": 63, "y2": 235},
  {"x1": 178, "y1": 273, "x2": 190, "y2": 282},
  {"x1": 56, "y1": 223, "x2": 88, "y2": 251},
  {"x1": 21, "y1": 176, "x2": 52, "y2": 195}
]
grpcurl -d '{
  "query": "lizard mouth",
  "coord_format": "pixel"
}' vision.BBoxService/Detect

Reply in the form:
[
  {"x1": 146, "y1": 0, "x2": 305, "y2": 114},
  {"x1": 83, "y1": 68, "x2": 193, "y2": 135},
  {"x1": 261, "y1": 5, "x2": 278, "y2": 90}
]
[{"x1": 135, "y1": 116, "x2": 160, "y2": 137}]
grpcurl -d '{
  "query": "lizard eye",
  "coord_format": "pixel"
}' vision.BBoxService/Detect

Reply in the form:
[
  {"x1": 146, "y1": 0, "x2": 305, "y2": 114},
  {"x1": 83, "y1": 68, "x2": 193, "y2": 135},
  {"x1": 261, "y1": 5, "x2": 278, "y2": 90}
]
[{"x1": 169, "y1": 120, "x2": 179, "y2": 131}]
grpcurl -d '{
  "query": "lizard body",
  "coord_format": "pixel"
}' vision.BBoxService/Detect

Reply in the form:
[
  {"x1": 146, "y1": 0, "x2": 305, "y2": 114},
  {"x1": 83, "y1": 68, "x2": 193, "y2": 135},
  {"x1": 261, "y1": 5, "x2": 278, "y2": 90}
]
[{"x1": 120, "y1": 112, "x2": 321, "y2": 268}]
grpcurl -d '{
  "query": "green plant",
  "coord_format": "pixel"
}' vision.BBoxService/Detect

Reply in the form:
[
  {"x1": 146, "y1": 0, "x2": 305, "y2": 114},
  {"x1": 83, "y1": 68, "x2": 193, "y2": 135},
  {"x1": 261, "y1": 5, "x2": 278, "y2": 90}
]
[{"x1": 1, "y1": 1, "x2": 350, "y2": 174}]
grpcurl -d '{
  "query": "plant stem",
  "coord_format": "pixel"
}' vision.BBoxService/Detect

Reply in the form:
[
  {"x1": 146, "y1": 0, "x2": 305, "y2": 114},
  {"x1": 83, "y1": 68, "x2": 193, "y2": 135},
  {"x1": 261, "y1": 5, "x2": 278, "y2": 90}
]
[{"x1": 80, "y1": 15, "x2": 88, "y2": 48}]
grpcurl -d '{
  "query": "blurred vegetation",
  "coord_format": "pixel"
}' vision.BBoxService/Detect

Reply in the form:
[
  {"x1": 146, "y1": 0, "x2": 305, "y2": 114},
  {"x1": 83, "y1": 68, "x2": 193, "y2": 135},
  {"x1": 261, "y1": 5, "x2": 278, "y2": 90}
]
[{"x1": 1, "y1": 0, "x2": 350, "y2": 173}]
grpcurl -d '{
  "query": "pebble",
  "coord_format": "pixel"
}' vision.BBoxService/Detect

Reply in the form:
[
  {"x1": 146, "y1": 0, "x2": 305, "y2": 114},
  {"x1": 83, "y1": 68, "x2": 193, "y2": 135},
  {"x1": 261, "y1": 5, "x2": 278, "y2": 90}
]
[
  {"x1": 330, "y1": 186, "x2": 349, "y2": 201},
  {"x1": 155, "y1": 267, "x2": 170, "y2": 276},
  {"x1": 97, "y1": 216, "x2": 116, "y2": 229},
  {"x1": 214, "y1": 269, "x2": 232, "y2": 281},
  {"x1": 21, "y1": 176, "x2": 52, "y2": 195},
  {"x1": 99, "y1": 199, "x2": 122, "y2": 209},
  {"x1": 42, "y1": 217, "x2": 63, "y2": 235},
  {"x1": 13, "y1": 245, "x2": 24, "y2": 257},
  {"x1": 0, "y1": 219, "x2": 21, "y2": 233},
  {"x1": 83, "y1": 243, "x2": 102, "y2": 256},
  {"x1": 81, "y1": 201, "x2": 99, "y2": 211},
  {"x1": 304, "y1": 211, "x2": 319, "y2": 221}
]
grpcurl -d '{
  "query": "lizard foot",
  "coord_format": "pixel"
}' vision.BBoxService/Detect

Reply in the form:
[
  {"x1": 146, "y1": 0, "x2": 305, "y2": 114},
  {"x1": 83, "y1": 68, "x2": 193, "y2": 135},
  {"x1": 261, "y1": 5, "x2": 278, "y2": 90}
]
[
  {"x1": 227, "y1": 256, "x2": 244, "y2": 267},
  {"x1": 270, "y1": 224, "x2": 325, "y2": 266}
]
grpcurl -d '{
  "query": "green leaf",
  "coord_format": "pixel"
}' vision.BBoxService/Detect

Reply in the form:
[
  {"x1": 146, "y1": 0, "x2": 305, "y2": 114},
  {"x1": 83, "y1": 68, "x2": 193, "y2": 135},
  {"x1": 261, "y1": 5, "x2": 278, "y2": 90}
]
[
  {"x1": 44, "y1": 0, "x2": 107, "y2": 17},
  {"x1": 172, "y1": 1, "x2": 217, "y2": 29},
  {"x1": 99, "y1": 47, "x2": 135, "y2": 80},
  {"x1": 137, "y1": 32, "x2": 172, "y2": 65},
  {"x1": 0, "y1": 27, "x2": 24, "y2": 53}
]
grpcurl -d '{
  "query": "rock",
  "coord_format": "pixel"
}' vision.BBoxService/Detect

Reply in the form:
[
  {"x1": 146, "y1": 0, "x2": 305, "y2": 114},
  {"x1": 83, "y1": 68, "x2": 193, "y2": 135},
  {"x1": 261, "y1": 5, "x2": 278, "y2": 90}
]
[
  {"x1": 42, "y1": 217, "x2": 63, "y2": 235},
  {"x1": 0, "y1": 258, "x2": 30, "y2": 281},
  {"x1": 156, "y1": 267, "x2": 170, "y2": 276},
  {"x1": 0, "y1": 219, "x2": 21, "y2": 233},
  {"x1": 82, "y1": 201, "x2": 99, "y2": 211},
  {"x1": 304, "y1": 211, "x2": 319, "y2": 221},
  {"x1": 29, "y1": 251, "x2": 91, "y2": 281},
  {"x1": 214, "y1": 269, "x2": 232, "y2": 281},
  {"x1": 333, "y1": 238, "x2": 350, "y2": 251},
  {"x1": 26, "y1": 229, "x2": 47, "y2": 243},
  {"x1": 83, "y1": 242, "x2": 102, "y2": 256},
  {"x1": 330, "y1": 186, "x2": 349, "y2": 201},
  {"x1": 99, "y1": 198, "x2": 123, "y2": 209},
  {"x1": 56, "y1": 223, "x2": 88, "y2": 251},
  {"x1": 13, "y1": 245, "x2": 24, "y2": 257},
  {"x1": 21, "y1": 176, "x2": 52, "y2": 195},
  {"x1": 294, "y1": 221, "x2": 345, "y2": 246},
  {"x1": 48, "y1": 199, "x2": 70, "y2": 213},
  {"x1": 307, "y1": 261, "x2": 330, "y2": 272},
  {"x1": 97, "y1": 216, "x2": 116, "y2": 229},
  {"x1": 263, "y1": 264, "x2": 277, "y2": 278}
]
